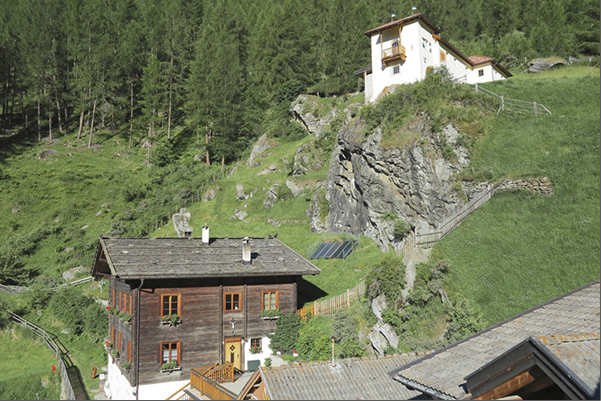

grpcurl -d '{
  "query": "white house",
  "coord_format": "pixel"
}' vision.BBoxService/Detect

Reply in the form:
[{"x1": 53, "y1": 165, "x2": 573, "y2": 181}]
[{"x1": 357, "y1": 13, "x2": 512, "y2": 103}]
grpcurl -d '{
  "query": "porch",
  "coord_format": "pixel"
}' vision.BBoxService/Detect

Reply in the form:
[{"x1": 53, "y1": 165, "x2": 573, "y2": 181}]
[
  {"x1": 166, "y1": 363, "x2": 257, "y2": 400},
  {"x1": 382, "y1": 43, "x2": 406, "y2": 65}
]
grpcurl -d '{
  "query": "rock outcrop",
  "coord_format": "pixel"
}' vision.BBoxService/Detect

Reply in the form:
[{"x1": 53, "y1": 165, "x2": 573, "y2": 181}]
[
  {"x1": 527, "y1": 58, "x2": 567, "y2": 73},
  {"x1": 324, "y1": 118, "x2": 470, "y2": 252}
]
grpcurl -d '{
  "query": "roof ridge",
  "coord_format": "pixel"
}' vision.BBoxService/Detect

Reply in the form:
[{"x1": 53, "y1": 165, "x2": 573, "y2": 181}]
[{"x1": 535, "y1": 332, "x2": 600, "y2": 345}]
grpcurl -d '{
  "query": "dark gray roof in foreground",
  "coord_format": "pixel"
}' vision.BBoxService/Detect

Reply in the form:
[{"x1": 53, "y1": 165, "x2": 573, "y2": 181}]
[
  {"x1": 96, "y1": 236, "x2": 321, "y2": 279},
  {"x1": 260, "y1": 353, "x2": 429, "y2": 400},
  {"x1": 389, "y1": 280, "x2": 600, "y2": 399}
]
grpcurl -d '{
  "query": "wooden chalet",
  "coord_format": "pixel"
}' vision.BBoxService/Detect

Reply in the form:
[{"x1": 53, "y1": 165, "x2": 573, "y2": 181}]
[{"x1": 91, "y1": 227, "x2": 320, "y2": 400}]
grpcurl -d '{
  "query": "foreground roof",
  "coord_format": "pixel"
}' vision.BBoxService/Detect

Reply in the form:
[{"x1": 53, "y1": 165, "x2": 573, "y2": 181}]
[
  {"x1": 260, "y1": 354, "x2": 429, "y2": 400},
  {"x1": 389, "y1": 280, "x2": 600, "y2": 399},
  {"x1": 92, "y1": 236, "x2": 321, "y2": 279}
]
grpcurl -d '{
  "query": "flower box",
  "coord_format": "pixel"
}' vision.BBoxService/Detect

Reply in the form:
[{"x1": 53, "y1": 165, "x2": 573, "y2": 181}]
[
  {"x1": 160, "y1": 366, "x2": 182, "y2": 373},
  {"x1": 160, "y1": 314, "x2": 181, "y2": 327},
  {"x1": 260, "y1": 316, "x2": 279, "y2": 320}
]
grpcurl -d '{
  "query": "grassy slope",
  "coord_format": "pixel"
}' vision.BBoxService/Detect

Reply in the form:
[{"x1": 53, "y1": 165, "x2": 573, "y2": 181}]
[
  {"x1": 433, "y1": 66, "x2": 600, "y2": 325},
  {"x1": 0, "y1": 324, "x2": 61, "y2": 400}
]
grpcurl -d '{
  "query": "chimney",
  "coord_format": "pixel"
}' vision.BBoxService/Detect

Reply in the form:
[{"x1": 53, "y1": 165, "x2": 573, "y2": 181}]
[
  {"x1": 184, "y1": 228, "x2": 193, "y2": 239},
  {"x1": 242, "y1": 237, "x2": 251, "y2": 265},
  {"x1": 202, "y1": 225, "x2": 210, "y2": 245}
]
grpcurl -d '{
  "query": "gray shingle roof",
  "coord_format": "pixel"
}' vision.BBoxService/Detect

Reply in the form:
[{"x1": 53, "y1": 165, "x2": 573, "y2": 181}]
[
  {"x1": 96, "y1": 236, "x2": 321, "y2": 279},
  {"x1": 536, "y1": 333, "x2": 600, "y2": 393},
  {"x1": 260, "y1": 354, "x2": 429, "y2": 400},
  {"x1": 389, "y1": 280, "x2": 600, "y2": 399}
]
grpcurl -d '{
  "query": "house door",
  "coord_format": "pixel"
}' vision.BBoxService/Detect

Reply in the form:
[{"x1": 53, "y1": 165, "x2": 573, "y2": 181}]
[{"x1": 224, "y1": 337, "x2": 241, "y2": 370}]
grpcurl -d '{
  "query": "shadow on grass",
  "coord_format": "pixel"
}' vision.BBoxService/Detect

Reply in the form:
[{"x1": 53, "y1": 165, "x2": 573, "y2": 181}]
[{"x1": 297, "y1": 277, "x2": 328, "y2": 307}]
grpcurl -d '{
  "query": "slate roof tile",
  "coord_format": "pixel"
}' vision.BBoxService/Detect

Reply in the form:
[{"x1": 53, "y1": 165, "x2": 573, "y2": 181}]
[{"x1": 389, "y1": 281, "x2": 600, "y2": 399}]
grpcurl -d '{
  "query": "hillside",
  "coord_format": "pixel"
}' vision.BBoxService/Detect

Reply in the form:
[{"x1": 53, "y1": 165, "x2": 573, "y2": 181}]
[{"x1": 0, "y1": 66, "x2": 599, "y2": 399}]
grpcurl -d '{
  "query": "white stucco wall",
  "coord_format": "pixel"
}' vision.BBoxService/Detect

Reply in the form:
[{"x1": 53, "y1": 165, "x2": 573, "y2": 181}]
[
  {"x1": 137, "y1": 379, "x2": 190, "y2": 400},
  {"x1": 367, "y1": 19, "x2": 507, "y2": 102},
  {"x1": 104, "y1": 356, "x2": 136, "y2": 400},
  {"x1": 244, "y1": 336, "x2": 272, "y2": 370}
]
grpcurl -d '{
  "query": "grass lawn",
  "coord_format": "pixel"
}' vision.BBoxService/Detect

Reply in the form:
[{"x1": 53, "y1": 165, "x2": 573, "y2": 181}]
[{"x1": 433, "y1": 66, "x2": 600, "y2": 325}]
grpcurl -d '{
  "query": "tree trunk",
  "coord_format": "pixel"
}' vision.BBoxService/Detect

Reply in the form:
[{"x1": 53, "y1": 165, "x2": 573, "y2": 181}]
[
  {"x1": 37, "y1": 99, "x2": 41, "y2": 142},
  {"x1": 49, "y1": 113, "x2": 52, "y2": 141},
  {"x1": 221, "y1": 155, "x2": 225, "y2": 167},
  {"x1": 88, "y1": 99, "x2": 96, "y2": 148},
  {"x1": 77, "y1": 109, "x2": 84, "y2": 140},
  {"x1": 129, "y1": 80, "x2": 134, "y2": 149},
  {"x1": 53, "y1": 74, "x2": 63, "y2": 133},
  {"x1": 205, "y1": 123, "x2": 210, "y2": 166},
  {"x1": 167, "y1": 54, "x2": 174, "y2": 140}
]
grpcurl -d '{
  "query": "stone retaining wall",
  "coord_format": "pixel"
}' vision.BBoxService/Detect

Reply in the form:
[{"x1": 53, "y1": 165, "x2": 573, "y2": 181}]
[{"x1": 495, "y1": 177, "x2": 554, "y2": 196}]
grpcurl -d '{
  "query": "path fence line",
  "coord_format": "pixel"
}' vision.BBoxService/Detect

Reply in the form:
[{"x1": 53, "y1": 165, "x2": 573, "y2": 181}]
[
  {"x1": 415, "y1": 184, "x2": 494, "y2": 248},
  {"x1": 7, "y1": 311, "x2": 86, "y2": 400},
  {"x1": 0, "y1": 276, "x2": 93, "y2": 296},
  {"x1": 470, "y1": 83, "x2": 551, "y2": 115}
]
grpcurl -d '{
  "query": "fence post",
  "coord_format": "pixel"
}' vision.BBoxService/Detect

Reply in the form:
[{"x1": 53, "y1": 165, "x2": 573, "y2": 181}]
[
  {"x1": 533, "y1": 101, "x2": 537, "y2": 116},
  {"x1": 501, "y1": 96, "x2": 504, "y2": 111},
  {"x1": 475, "y1": 82, "x2": 478, "y2": 92}
]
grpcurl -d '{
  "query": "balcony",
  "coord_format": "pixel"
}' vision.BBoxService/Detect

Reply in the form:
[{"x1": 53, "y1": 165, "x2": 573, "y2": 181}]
[{"x1": 381, "y1": 43, "x2": 406, "y2": 65}]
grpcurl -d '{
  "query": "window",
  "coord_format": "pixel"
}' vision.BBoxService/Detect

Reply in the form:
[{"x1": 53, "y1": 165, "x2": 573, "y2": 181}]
[
  {"x1": 224, "y1": 292, "x2": 241, "y2": 312},
  {"x1": 262, "y1": 291, "x2": 278, "y2": 311},
  {"x1": 478, "y1": 69, "x2": 484, "y2": 77},
  {"x1": 393, "y1": 66, "x2": 400, "y2": 75},
  {"x1": 251, "y1": 338, "x2": 261, "y2": 349},
  {"x1": 161, "y1": 341, "x2": 180, "y2": 364},
  {"x1": 161, "y1": 294, "x2": 181, "y2": 317}
]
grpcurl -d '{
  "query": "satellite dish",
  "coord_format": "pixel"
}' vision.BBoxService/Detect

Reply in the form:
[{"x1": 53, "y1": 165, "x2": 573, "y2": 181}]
[{"x1": 391, "y1": 13, "x2": 396, "y2": 21}]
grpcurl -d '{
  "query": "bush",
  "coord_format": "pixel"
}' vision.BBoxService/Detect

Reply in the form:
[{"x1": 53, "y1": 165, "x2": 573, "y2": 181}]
[
  {"x1": 276, "y1": 184, "x2": 293, "y2": 201},
  {"x1": 84, "y1": 303, "x2": 109, "y2": 341},
  {"x1": 445, "y1": 295, "x2": 485, "y2": 343},
  {"x1": 365, "y1": 255, "x2": 406, "y2": 305},
  {"x1": 296, "y1": 316, "x2": 332, "y2": 361},
  {"x1": 393, "y1": 219, "x2": 412, "y2": 240},
  {"x1": 338, "y1": 338, "x2": 366, "y2": 358},
  {"x1": 268, "y1": 312, "x2": 302, "y2": 353},
  {"x1": 48, "y1": 287, "x2": 93, "y2": 335}
]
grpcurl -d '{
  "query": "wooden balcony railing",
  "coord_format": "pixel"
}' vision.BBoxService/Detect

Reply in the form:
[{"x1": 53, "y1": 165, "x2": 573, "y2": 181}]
[
  {"x1": 381, "y1": 44, "x2": 406, "y2": 65},
  {"x1": 191, "y1": 363, "x2": 237, "y2": 400}
]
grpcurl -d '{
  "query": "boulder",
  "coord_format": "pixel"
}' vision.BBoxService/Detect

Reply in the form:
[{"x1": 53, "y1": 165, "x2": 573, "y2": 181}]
[
  {"x1": 236, "y1": 184, "x2": 248, "y2": 200},
  {"x1": 172, "y1": 208, "x2": 193, "y2": 237},
  {"x1": 285, "y1": 180, "x2": 301, "y2": 197},
  {"x1": 248, "y1": 133, "x2": 276, "y2": 165},
  {"x1": 202, "y1": 188, "x2": 216, "y2": 202},
  {"x1": 256, "y1": 163, "x2": 278, "y2": 176},
  {"x1": 232, "y1": 208, "x2": 248, "y2": 220},
  {"x1": 62, "y1": 265, "x2": 87, "y2": 282},
  {"x1": 527, "y1": 58, "x2": 567, "y2": 73}
]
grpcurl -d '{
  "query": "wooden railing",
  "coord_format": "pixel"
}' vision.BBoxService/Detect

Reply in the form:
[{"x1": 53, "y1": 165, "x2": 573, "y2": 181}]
[
  {"x1": 381, "y1": 43, "x2": 406, "y2": 64},
  {"x1": 166, "y1": 381, "x2": 191, "y2": 400},
  {"x1": 190, "y1": 365, "x2": 237, "y2": 400},
  {"x1": 297, "y1": 281, "x2": 366, "y2": 322},
  {"x1": 470, "y1": 83, "x2": 551, "y2": 115},
  {"x1": 8, "y1": 311, "x2": 85, "y2": 400},
  {"x1": 416, "y1": 184, "x2": 494, "y2": 247}
]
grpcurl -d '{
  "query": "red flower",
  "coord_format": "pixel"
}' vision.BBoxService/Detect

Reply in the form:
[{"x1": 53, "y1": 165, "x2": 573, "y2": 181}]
[
  {"x1": 106, "y1": 306, "x2": 111, "y2": 310},
  {"x1": 52, "y1": 365, "x2": 56, "y2": 372}
]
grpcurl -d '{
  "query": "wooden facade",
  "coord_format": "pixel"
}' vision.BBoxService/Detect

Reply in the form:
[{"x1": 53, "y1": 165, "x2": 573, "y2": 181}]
[{"x1": 107, "y1": 269, "x2": 301, "y2": 387}]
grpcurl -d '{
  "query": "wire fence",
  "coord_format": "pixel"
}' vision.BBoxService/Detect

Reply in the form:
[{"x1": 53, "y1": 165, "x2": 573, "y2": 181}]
[
  {"x1": 8, "y1": 312, "x2": 85, "y2": 400},
  {"x1": 469, "y1": 83, "x2": 551, "y2": 115}
]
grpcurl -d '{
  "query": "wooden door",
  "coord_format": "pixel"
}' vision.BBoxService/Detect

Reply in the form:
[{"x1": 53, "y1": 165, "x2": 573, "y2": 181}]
[{"x1": 224, "y1": 337, "x2": 241, "y2": 370}]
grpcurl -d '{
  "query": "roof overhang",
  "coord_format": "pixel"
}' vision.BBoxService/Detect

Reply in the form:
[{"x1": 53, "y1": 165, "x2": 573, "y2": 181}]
[
  {"x1": 364, "y1": 13, "x2": 440, "y2": 37},
  {"x1": 464, "y1": 336, "x2": 598, "y2": 400}
]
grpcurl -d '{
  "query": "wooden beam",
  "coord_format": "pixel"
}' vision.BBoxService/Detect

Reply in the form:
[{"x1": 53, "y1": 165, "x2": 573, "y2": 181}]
[{"x1": 474, "y1": 371, "x2": 536, "y2": 400}]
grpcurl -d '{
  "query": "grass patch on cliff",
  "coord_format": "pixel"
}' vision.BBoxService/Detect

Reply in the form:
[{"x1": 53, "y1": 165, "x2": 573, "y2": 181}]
[
  {"x1": 431, "y1": 66, "x2": 600, "y2": 326},
  {"x1": 360, "y1": 68, "x2": 497, "y2": 153}
]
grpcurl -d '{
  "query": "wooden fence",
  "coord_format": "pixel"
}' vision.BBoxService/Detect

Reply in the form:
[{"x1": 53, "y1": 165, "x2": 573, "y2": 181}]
[
  {"x1": 0, "y1": 276, "x2": 93, "y2": 296},
  {"x1": 297, "y1": 281, "x2": 366, "y2": 322},
  {"x1": 416, "y1": 184, "x2": 494, "y2": 247},
  {"x1": 471, "y1": 83, "x2": 551, "y2": 115},
  {"x1": 8, "y1": 311, "x2": 85, "y2": 400}
]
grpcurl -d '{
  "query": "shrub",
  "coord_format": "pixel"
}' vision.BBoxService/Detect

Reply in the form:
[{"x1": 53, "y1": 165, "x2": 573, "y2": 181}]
[
  {"x1": 338, "y1": 338, "x2": 366, "y2": 358},
  {"x1": 331, "y1": 309, "x2": 355, "y2": 343},
  {"x1": 365, "y1": 255, "x2": 406, "y2": 305},
  {"x1": 48, "y1": 287, "x2": 93, "y2": 335},
  {"x1": 276, "y1": 184, "x2": 293, "y2": 201},
  {"x1": 84, "y1": 303, "x2": 109, "y2": 341},
  {"x1": 393, "y1": 219, "x2": 412, "y2": 240},
  {"x1": 445, "y1": 295, "x2": 485, "y2": 343},
  {"x1": 264, "y1": 358, "x2": 272, "y2": 367},
  {"x1": 268, "y1": 312, "x2": 302, "y2": 353},
  {"x1": 296, "y1": 317, "x2": 332, "y2": 361}
]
